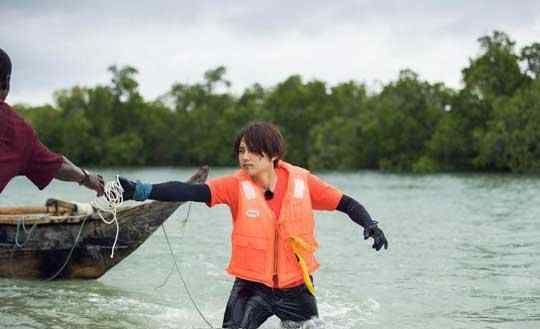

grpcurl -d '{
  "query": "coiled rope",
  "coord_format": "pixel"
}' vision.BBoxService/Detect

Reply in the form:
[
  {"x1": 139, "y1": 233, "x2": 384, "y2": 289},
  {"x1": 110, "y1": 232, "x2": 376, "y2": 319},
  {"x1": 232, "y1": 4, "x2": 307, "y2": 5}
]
[
  {"x1": 33, "y1": 176, "x2": 124, "y2": 280},
  {"x1": 91, "y1": 175, "x2": 124, "y2": 258},
  {"x1": 43, "y1": 176, "x2": 124, "y2": 280}
]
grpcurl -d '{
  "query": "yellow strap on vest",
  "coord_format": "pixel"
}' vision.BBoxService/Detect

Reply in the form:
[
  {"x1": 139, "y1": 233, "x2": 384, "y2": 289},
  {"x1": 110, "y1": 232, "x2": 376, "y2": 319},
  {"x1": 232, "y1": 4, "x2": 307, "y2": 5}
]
[{"x1": 288, "y1": 236, "x2": 318, "y2": 296}]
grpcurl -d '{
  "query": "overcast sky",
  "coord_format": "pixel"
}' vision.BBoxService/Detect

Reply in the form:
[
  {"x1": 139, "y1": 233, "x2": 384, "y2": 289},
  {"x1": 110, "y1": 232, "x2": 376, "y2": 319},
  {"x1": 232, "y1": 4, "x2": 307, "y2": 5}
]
[{"x1": 2, "y1": 0, "x2": 539, "y2": 105}]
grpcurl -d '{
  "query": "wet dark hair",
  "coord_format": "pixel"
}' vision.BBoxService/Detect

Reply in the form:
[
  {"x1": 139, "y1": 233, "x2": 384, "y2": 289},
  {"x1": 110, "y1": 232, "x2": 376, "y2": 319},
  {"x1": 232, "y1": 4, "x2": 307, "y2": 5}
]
[
  {"x1": 233, "y1": 121, "x2": 286, "y2": 167},
  {"x1": 0, "y1": 48, "x2": 11, "y2": 91}
]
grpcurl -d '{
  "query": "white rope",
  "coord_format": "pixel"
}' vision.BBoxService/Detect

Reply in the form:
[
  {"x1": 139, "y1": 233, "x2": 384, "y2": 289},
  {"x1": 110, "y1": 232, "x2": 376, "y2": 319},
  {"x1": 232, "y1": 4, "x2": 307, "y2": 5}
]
[{"x1": 91, "y1": 175, "x2": 124, "y2": 259}]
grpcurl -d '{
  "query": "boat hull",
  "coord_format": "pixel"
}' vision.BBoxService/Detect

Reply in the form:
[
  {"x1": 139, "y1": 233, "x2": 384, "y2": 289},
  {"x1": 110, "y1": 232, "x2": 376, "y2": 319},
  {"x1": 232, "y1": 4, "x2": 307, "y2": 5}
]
[{"x1": 0, "y1": 167, "x2": 208, "y2": 280}]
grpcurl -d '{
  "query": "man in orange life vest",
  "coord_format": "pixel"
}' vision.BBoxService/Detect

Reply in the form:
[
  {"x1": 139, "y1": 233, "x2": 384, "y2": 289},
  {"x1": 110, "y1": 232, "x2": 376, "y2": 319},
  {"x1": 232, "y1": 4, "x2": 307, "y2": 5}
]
[
  {"x1": 119, "y1": 122, "x2": 388, "y2": 329},
  {"x1": 0, "y1": 48, "x2": 104, "y2": 196}
]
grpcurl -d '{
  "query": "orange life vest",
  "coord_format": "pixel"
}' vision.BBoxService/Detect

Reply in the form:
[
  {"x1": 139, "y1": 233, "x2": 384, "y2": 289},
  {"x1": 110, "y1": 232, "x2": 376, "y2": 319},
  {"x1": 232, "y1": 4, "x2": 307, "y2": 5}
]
[{"x1": 226, "y1": 161, "x2": 320, "y2": 288}]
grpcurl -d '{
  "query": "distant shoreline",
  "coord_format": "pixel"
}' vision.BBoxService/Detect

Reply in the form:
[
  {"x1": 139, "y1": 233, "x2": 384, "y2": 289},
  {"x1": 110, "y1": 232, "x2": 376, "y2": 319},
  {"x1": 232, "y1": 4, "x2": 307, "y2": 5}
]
[{"x1": 14, "y1": 31, "x2": 540, "y2": 174}]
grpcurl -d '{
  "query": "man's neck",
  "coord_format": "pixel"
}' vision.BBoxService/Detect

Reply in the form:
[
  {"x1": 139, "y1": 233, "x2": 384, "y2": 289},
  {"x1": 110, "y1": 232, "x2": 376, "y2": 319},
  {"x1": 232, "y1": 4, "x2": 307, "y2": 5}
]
[{"x1": 254, "y1": 168, "x2": 277, "y2": 191}]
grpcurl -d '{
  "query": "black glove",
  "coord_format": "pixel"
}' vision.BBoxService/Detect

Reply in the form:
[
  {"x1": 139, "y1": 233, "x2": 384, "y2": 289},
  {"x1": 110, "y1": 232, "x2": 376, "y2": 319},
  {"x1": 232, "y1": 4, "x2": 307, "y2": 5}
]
[
  {"x1": 363, "y1": 222, "x2": 388, "y2": 251},
  {"x1": 118, "y1": 176, "x2": 136, "y2": 200}
]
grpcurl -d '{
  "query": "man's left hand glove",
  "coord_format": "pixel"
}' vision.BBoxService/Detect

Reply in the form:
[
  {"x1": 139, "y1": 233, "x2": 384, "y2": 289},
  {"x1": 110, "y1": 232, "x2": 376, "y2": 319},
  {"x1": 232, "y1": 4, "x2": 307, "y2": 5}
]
[{"x1": 363, "y1": 222, "x2": 388, "y2": 251}]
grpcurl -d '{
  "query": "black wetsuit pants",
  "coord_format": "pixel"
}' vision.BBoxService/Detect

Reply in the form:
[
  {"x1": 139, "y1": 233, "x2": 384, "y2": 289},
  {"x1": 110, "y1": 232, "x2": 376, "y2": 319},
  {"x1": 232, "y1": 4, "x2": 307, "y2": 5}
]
[{"x1": 222, "y1": 278, "x2": 318, "y2": 329}]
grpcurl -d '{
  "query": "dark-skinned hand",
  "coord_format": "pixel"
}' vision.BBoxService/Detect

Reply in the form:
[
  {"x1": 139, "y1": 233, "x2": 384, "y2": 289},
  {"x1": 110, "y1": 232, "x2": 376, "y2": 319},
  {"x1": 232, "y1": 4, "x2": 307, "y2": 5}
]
[{"x1": 82, "y1": 173, "x2": 105, "y2": 197}]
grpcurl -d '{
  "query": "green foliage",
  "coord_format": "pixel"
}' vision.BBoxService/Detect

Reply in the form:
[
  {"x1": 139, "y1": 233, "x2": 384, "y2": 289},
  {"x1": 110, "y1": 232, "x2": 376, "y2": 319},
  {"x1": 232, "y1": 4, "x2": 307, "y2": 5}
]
[
  {"x1": 102, "y1": 133, "x2": 145, "y2": 166},
  {"x1": 14, "y1": 104, "x2": 63, "y2": 149},
  {"x1": 261, "y1": 75, "x2": 336, "y2": 165},
  {"x1": 412, "y1": 156, "x2": 439, "y2": 174},
  {"x1": 427, "y1": 89, "x2": 490, "y2": 170},
  {"x1": 521, "y1": 43, "x2": 540, "y2": 79},
  {"x1": 361, "y1": 70, "x2": 449, "y2": 171},
  {"x1": 462, "y1": 31, "x2": 526, "y2": 99},
  {"x1": 13, "y1": 31, "x2": 540, "y2": 173},
  {"x1": 308, "y1": 117, "x2": 360, "y2": 170},
  {"x1": 474, "y1": 78, "x2": 540, "y2": 172}
]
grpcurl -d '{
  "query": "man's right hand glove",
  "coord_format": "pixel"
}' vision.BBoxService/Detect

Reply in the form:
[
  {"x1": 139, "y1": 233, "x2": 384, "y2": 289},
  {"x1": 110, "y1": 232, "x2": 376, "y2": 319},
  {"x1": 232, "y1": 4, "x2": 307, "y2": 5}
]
[
  {"x1": 118, "y1": 177, "x2": 153, "y2": 201},
  {"x1": 118, "y1": 176, "x2": 137, "y2": 201}
]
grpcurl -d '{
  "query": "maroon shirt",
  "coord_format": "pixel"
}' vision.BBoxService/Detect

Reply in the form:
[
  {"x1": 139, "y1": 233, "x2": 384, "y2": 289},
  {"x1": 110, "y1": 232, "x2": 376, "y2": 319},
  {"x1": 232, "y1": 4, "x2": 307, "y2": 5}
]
[{"x1": 0, "y1": 101, "x2": 63, "y2": 193}]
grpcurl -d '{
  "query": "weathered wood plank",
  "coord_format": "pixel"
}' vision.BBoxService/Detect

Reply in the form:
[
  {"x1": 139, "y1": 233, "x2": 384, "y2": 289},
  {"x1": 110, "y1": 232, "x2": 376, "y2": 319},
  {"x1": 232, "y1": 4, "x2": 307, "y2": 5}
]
[{"x1": 0, "y1": 206, "x2": 49, "y2": 215}]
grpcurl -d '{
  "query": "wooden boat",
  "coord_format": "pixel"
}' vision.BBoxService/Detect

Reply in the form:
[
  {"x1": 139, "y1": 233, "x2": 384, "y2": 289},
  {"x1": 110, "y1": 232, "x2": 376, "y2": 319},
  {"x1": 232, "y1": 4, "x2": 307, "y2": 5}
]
[{"x1": 0, "y1": 166, "x2": 208, "y2": 280}]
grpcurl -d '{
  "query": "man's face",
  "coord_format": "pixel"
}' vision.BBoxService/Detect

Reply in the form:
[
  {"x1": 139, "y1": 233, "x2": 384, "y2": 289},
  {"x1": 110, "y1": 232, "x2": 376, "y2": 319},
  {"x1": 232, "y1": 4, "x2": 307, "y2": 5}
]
[{"x1": 238, "y1": 138, "x2": 275, "y2": 177}]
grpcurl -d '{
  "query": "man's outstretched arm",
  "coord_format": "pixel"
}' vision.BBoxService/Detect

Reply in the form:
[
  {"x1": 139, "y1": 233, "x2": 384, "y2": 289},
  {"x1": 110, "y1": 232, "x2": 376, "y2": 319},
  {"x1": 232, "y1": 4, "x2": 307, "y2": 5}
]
[
  {"x1": 119, "y1": 177, "x2": 211, "y2": 203},
  {"x1": 336, "y1": 195, "x2": 389, "y2": 251}
]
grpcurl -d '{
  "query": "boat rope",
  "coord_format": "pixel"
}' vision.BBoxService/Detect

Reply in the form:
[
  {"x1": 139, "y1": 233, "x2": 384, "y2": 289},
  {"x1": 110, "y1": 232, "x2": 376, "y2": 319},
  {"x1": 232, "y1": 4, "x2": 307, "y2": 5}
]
[
  {"x1": 9, "y1": 219, "x2": 39, "y2": 278},
  {"x1": 9, "y1": 177, "x2": 123, "y2": 279},
  {"x1": 15, "y1": 219, "x2": 37, "y2": 248},
  {"x1": 9, "y1": 216, "x2": 87, "y2": 281},
  {"x1": 159, "y1": 203, "x2": 216, "y2": 329},
  {"x1": 41, "y1": 176, "x2": 124, "y2": 279},
  {"x1": 156, "y1": 203, "x2": 191, "y2": 289},
  {"x1": 9, "y1": 176, "x2": 219, "y2": 327},
  {"x1": 91, "y1": 175, "x2": 124, "y2": 259},
  {"x1": 45, "y1": 216, "x2": 88, "y2": 281}
]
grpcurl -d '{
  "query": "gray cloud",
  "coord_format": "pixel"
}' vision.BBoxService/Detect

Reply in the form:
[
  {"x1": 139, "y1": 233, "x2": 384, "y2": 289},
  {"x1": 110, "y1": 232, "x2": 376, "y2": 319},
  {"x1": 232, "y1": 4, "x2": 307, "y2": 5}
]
[{"x1": 1, "y1": 0, "x2": 539, "y2": 105}]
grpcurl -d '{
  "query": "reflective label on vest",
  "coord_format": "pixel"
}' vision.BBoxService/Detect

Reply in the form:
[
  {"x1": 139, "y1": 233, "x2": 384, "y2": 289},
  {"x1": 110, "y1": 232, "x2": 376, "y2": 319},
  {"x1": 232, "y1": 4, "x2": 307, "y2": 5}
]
[
  {"x1": 242, "y1": 181, "x2": 256, "y2": 200},
  {"x1": 293, "y1": 178, "x2": 305, "y2": 199},
  {"x1": 246, "y1": 209, "x2": 260, "y2": 218}
]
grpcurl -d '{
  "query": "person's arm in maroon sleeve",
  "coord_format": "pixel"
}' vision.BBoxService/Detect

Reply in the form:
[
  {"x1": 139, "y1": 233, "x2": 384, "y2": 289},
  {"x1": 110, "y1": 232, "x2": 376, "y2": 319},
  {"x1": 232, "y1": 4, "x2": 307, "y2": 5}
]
[
  {"x1": 25, "y1": 137, "x2": 104, "y2": 196},
  {"x1": 1, "y1": 47, "x2": 102, "y2": 196}
]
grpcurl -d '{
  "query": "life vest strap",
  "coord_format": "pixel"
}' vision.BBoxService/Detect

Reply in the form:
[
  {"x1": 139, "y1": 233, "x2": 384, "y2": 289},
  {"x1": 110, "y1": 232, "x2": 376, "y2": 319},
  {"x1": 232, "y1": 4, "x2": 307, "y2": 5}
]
[{"x1": 288, "y1": 236, "x2": 318, "y2": 295}]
